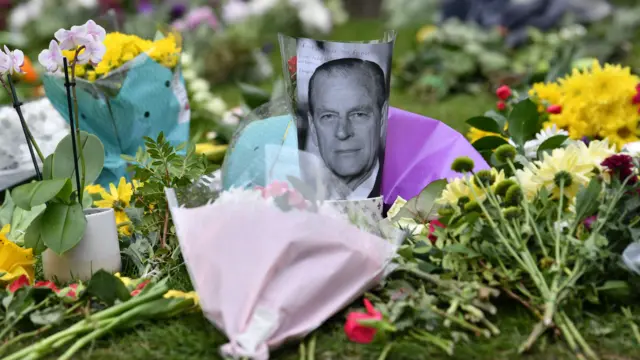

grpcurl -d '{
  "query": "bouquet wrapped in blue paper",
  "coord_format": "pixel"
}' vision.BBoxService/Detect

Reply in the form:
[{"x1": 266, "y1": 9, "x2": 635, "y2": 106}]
[{"x1": 42, "y1": 29, "x2": 190, "y2": 187}]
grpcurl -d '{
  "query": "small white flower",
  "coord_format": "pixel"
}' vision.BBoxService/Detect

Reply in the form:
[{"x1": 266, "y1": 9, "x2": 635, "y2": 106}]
[
  {"x1": 205, "y1": 131, "x2": 218, "y2": 140},
  {"x1": 553, "y1": 221, "x2": 570, "y2": 234},
  {"x1": 193, "y1": 91, "x2": 213, "y2": 103},
  {"x1": 205, "y1": 97, "x2": 228, "y2": 115},
  {"x1": 1, "y1": 46, "x2": 25, "y2": 75},
  {"x1": 222, "y1": 0, "x2": 252, "y2": 24},
  {"x1": 54, "y1": 26, "x2": 92, "y2": 51},
  {"x1": 189, "y1": 79, "x2": 210, "y2": 93},
  {"x1": 297, "y1": 0, "x2": 332, "y2": 34},
  {"x1": 623, "y1": 141, "x2": 640, "y2": 157},
  {"x1": 182, "y1": 69, "x2": 197, "y2": 81},
  {"x1": 38, "y1": 40, "x2": 64, "y2": 73},
  {"x1": 181, "y1": 53, "x2": 193, "y2": 67},
  {"x1": 510, "y1": 125, "x2": 570, "y2": 160}
]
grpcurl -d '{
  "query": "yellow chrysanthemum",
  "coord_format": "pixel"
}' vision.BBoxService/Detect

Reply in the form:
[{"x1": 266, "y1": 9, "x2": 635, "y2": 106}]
[
  {"x1": 164, "y1": 290, "x2": 200, "y2": 307},
  {"x1": 515, "y1": 166, "x2": 540, "y2": 200},
  {"x1": 0, "y1": 224, "x2": 35, "y2": 284},
  {"x1": 574, "y1": 139, "x2": 616, "y2": 169},
  {"x1": 531, "y1": 60, "x2": 640, "y2": 149},
  {"x1": 532, "y1": 145, "x2": 596, "y2": 199},
  {"x1": 94, "y1": 177, "x2": 134, "y2": 210},
  {"x1": 437, "y1": 169, "x2": 505, "y2": 207}
]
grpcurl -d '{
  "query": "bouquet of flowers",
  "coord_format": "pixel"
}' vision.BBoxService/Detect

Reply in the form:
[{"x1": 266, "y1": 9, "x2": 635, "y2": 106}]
[{"x1": 41, "y1": 20, "x2": 190, "y2": 187}]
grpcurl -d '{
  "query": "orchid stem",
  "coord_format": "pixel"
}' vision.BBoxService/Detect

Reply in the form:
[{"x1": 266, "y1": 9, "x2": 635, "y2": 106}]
[
  {"x1": 62, "y1": 58, "x2": 83, "y2": 204},
  {"x1": 71, "y1": 50, "x2": 87, "y2": 203},
  {"x1": 377, "y1": 343, "x2": 394, "y2": 360}
]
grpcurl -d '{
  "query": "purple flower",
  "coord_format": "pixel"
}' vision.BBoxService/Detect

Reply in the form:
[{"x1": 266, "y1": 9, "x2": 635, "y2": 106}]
[
  {"x1": 170, "y1": 3, "x2": 187, "y2": 21},
  {"x1": 580, "y1": 136, "x2": 591, "y2": 145},
  {"x1": 602, "y1": 154, "x2": 637, "y2": 184},
  {"x1": 137, "y1": 0, "x2": 154, "y2": 14},
  {"x1": 584, "y1": 216, "x2": 597, "y2": 231}
]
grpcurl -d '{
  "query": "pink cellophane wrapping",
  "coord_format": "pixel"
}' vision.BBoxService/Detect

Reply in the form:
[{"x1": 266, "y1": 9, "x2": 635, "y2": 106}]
[{"x1": 168, "y1": 189, "x2": 398, "y2": 359}]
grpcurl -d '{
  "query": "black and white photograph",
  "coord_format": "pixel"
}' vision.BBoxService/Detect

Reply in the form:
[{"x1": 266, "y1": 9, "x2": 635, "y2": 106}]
[{"x1": 295, "y1": 36, "x2": 394, "y2": 201}]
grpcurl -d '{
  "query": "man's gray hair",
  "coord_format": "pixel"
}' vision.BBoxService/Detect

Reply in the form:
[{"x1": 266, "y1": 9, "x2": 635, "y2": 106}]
[{"x1": 308, "y1": 58, "x2": 387, "y2": 114}]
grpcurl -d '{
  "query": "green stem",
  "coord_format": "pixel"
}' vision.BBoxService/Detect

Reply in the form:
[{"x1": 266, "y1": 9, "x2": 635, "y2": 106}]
[
  {"x1": 518, "y1": 320, "x2": 548, "y2": 354},
  {"x1": 411, "y1": 330, "x2": 454, "y2": 356},
  {"x1": 70, "y1": 53, "x2": 86, "y2": 203},
  {"x1": 298, "y1": 342, "x2": 306, "y2": 360},
  {"x1": 561, "y1": 312, "x2": 599, "y2": 360},
  {"x1": 556, "y1": 314, "x2": 584, "y2": 360},
  {"x1": 307, "y1": 334, "x2": 316, "y2": 360},
  {"x1": 377, "y1": 343, "x2": 394, "y2": 360},
  {"x1": 0, "y1": 324, "x2": 52, "y2": 355},
  {"x1": 430, "y1": 306, "x2": 491, "y2": 338}
]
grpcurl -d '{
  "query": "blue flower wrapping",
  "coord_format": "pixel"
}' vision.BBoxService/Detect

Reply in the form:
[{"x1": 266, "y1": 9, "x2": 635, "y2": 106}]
[{"x1": 42, "y1": 54, "x2": 190, "y2": 188}]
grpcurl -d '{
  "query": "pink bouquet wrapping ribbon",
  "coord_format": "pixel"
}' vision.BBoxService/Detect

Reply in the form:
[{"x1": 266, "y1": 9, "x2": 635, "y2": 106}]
[{"x1": 167, "y1": 188, "x2": 401, "y2": 359}]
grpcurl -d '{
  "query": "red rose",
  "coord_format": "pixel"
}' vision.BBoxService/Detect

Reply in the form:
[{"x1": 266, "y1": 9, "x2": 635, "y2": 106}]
[
  {"x1": 131, "y1": 280, "x2": 150, "y2": 296},
  {"x1": 66, "y1": 283, "x2": 79, "y2": 298},
  {"x1": 633, "y1": 93, "x2": 640, "y2": 105},
  {"x1": 496, "y1": 85, "x2": 512, "y2": 100},
  {"x1": 344, "y1": 299, "x2": 382, "y2": 344},
  {"x1": 7, "y1": 275, "x2": 30, "y2": 293},
  {"x1": 287, "y1": 56, "x2": 297, "y2": 75},
  {"x1": 34, "y1": 281, "x2": 59, "y2": 293},
  {"x1": 497, "y1": 101, "x2": 507, "y2": 111},
  {"x1": 428, "y1": 219, "x2": 445, "y2": 244},
  {"x1": 547, "y1": 105, "x2": 562, "y2": 114}
]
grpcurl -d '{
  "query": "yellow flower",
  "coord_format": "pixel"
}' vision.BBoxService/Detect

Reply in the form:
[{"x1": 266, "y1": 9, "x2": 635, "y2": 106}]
[
  {"x1": 515, "y1": 166, "x2": 540, "y2": 200},
  {"x1": 114, "y1": 272, "x2": 135, "y2": 287},
  {"x1": 164, "y1": 290, "x2": 199, "y2": 307},
  {"x1": 0, "y1": 225, "x2": 35, "y2": 284},
  {"x1": 387, "y1": 196, "x2": 407, "y2": 219},
  {"x1": 85, "y1": 184, "x2": 105, "y2": 195},
  {"x1": 532, "y1": 145, "x2": 596, "y2": 199},
  {"x1": 416, "y1": 25, "x2": 438, "y2": 43},
  {"x1": 575, "y1": 139, "x2": 616, "y2": 170},
  {"x1": 115, "y1": 211, "x2": 132, "y2": 236},
  {"x1": 94, "y1": 177, "x2": 134, "y2": 210},
  {"x1": 466, "y1": 123, "x2": 508, "y2": 144}
]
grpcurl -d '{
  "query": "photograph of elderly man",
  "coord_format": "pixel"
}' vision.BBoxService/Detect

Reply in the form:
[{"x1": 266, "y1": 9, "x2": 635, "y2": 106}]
[{"x1": 307, "y1": 58, "x2": 388, "y2": 199}]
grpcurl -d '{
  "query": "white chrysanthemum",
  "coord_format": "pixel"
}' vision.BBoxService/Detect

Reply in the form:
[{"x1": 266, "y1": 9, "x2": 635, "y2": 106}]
[
  {"x1": 623, "y1": 141, "x2": 640, "y2": 157},
  {"x1": 510, "y1": 125, "x2": 570, "y2": 160}
]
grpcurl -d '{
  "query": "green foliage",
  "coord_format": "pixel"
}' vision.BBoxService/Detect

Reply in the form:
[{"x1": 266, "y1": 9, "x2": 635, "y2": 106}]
[
  {"x1": 87, "y1": 270, "x2": 132, "y2": 306},
  {"x1": 123, "y1": 133, "x2": 214, "y2": 248},
  {"x1": 51, "y1": 132, "x2": 105, "y2": 190}
]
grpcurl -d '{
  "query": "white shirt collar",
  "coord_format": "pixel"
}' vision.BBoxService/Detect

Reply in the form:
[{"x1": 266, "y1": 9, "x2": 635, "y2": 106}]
[{"x1": 347, "y1": 161, "x2": 379, "y2": 200}]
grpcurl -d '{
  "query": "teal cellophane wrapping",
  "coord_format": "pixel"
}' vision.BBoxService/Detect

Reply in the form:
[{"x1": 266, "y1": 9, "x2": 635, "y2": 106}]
[{"x1": 42, "y1": 53, "x2": 190, "y2": 187}]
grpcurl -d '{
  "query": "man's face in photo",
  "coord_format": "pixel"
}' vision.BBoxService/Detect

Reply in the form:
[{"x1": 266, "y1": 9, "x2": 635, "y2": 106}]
[{"x1": 308, "y1": 71, "x2": 384, "y2": 179}]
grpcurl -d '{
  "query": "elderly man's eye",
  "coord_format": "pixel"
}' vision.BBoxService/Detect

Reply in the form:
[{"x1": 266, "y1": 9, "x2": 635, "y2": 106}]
[
  {"x1": 351, "y1": 112, "x2": 369, "y2": 119},
  {"x1": 320, "y1": 114, "x2": 336, "y2": 121}
]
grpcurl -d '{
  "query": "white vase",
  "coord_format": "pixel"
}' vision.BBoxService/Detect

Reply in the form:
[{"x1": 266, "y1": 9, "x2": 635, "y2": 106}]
[{"x1": 43, "y1": 208, "x2": 121, "y2": 282}]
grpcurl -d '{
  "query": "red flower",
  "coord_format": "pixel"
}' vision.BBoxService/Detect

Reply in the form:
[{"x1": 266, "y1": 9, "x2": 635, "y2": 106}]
[
  {"x1": 7, "y1": 275, "x2": 30, "y2": 293},
  {"x1": 636, "y1": 83, "x2": 640, "y2": 92},
  {"x1": 34, "y1": 281, "x2": 59, "y2": 293},
  {"x1": 67, "y1": 283, "x2": 79, "y2": 298},
  {"x1": 602, "y1": 154, "x2": 636, "y2": 184},
  {"x1": 287, "y1": 56, "x2": 297, "y2": 75},
  {"x1": 496, "y1": 85, "x2": 512, "y2": 100},
  {"x1": 547, "y1": 104, "x2": 562, "y2": 114},
  {"x1": 344, "y1": 299, "x2": 382, "y2": 344},
  {"x1": 131, "y1": 280, "x2": 150, "y2": 296},
  {"x1": 428, "y1": 220, "x2": 446, "y2": 244},
  {"x1": 497, "y1": 101, "x2": 506, "y2": 111},
  {"x1": 632, "y1": 93, "x2": 640, "y2": 105}
]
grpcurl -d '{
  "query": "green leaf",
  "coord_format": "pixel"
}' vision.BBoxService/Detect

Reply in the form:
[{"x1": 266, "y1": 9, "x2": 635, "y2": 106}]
[
  {"x1": 416, "y1": 179, "x2": 448, "y2": 220},
  {"x1": 466, "y1": 116, "x2": 502, "y2": 134},
  {"x1": 87, "y1": 270, "x2": 132, "y2": 306},
  {"x1": 52, "y1": 131, "x2": 105, "y2": 189},
  {"x1": 536, "y1": 135, "x2": 568, "y2": 159},
  {"x1": 24, "y1": 213, "x2": 46, "y2": 255},
  {"x1": 30, "y1": 306, "x2": 65, "y2": 325},
  {"x1": 443, "y1": 244, "x2": 480, "y2": 258},
  {"x1": 472, "y1": 136, "x2": 508, "y2": 151},
  {"x1": 574, "y1": 178, "x2": 602, "y2": 222},
  {"x1": 11, "y1": 204, "x2": 46, "y2": 246},
  {"x1": 0, "y1": 190, "x2": 15, "y2": 226},
  {"x1": 41, "y1": 203, "x2": 87, "y2": 255},
  {"x1": 42, "y1": 154, "x2": 54, "y2": 180},
  {"x1": 484, "y1": 110, "x2": 508, "y2": 131},
  {"x1": 54, "y1": 179, "x2": 73, "y2": 203},
  {"x1": 238, "y1": 82, "x2": 270, "y2": 110},
  {"x1": 508, "y1": 99, "x2": 539, "y2": 146},
  {"x1": 11, "y1": 179, "x2": 69, "y2": 211}
]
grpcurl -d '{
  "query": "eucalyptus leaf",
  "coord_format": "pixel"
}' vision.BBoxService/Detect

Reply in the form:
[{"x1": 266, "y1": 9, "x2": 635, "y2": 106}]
[
  {"x1": 536, "y1": 135, "x2": 568, "y2": 159},
  {"x1": 507, "y1": 99, "x2": 539, "y2": 146},
  {"x1": 11, "y1": 179, "x2": 69, "y2": 211},
  {"x1": 41, "y1": 203, "x2": 87, "y2": 255},
  {"x1": 416, "y1": 179, "x2": 448, "y2": 220},
  {"x1": 52, "y1": 131, "x2": 105, "y2": 189},
  {"x1": 466, "y1": 116, "x2": 502, "y2": 134}
]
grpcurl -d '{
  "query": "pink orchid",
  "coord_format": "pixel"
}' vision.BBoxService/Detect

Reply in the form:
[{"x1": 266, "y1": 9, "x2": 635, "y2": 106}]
[
  {"x1": 76, "y1": 38, "x2": 106, "y2": 66},
  {"x1": 54, "y1": 26, "x2": 92, "y2": 51},
  {"x1": 1, "y1": 46, "x2": 24, "y2": 75},
  {"x1": 38, "y1": 40, "x2": 64, "y2": 73},
  {"x1": 83, "y1": 19, "x2": 106, "y2": 42}
]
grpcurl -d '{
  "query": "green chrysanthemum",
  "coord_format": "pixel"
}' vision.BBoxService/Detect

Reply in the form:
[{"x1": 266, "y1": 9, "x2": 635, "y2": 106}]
[
  {"x1": 451, "y1": 156, "x2": 475, "y2": 173},
  {"x1": 495, "y1": 144, "x2": 517, "y2": 163}
]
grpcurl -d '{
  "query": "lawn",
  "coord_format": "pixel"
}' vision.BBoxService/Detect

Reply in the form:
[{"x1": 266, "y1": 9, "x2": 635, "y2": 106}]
[{"x1": 7, "y1": 16, "x2": 640, "y2": 360}]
